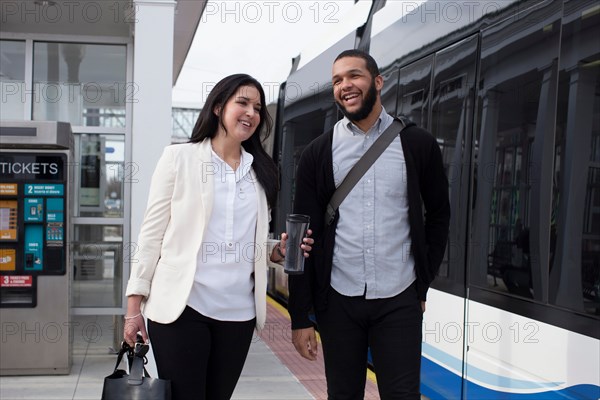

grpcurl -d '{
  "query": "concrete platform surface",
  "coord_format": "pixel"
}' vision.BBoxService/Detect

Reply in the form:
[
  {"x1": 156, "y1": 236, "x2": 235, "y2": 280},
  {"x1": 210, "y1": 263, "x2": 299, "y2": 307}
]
[{"x1": 0, "y1": 314, "x2": 314, "y2": 400}]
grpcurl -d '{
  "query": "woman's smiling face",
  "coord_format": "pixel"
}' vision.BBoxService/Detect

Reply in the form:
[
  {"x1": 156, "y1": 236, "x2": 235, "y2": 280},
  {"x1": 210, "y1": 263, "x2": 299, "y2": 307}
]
[{"x1": 217, "y1": 85, "x2": 262, "y2": 142}]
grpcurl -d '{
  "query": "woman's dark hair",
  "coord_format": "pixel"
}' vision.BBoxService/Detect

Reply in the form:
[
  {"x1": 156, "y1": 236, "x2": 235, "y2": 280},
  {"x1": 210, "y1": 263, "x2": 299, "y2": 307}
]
[
  {"x1": 189, "y1": 74, "x2": 278, "y2": 207},
  {"x1": 334, "y1": 49, "x2": 380, "y2": 78}
]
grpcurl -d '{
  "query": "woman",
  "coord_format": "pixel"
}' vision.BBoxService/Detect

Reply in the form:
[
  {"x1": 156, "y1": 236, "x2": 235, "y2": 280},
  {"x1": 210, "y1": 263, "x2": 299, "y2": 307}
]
[{"x1": 123, "y1": 74, "x2": 313, "y2": 400}]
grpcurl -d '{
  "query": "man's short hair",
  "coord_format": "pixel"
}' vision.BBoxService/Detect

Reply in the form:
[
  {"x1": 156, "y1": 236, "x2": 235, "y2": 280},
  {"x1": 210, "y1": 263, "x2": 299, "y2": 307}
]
[{"x1": 334, "y1": 49, "x2": 380, "y2": 78}]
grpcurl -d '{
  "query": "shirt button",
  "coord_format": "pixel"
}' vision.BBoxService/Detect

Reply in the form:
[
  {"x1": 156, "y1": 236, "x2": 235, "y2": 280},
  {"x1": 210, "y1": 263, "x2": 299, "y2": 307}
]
[
  {"x1": 228, "y1": 243, "x2": 233, "y2": 247},
  {"x1": 367, "y1": 179, "x2": 371, "y2": 183},
  {"x1": 366, "y1": 249, "x2": 371, "y2": 254},
  {"x1": 367, "y1": 202, "x2": 371, "y2": 206}
]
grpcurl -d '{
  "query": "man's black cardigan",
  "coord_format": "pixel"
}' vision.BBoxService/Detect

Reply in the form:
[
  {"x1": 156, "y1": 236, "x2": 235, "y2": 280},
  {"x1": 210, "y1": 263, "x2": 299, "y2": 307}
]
[{"x1": 288, "y1": 120, "x2": 451, "y2": 330}]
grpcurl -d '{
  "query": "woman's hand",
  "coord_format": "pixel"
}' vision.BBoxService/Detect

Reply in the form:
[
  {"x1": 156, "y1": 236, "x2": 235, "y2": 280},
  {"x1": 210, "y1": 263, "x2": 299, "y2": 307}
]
[
  {"x1": 123, "y1": 295, "x2": 148, "y2": 347},
  {"x1": 270, "y1": 233, "x2": 287, "y2": 263}
]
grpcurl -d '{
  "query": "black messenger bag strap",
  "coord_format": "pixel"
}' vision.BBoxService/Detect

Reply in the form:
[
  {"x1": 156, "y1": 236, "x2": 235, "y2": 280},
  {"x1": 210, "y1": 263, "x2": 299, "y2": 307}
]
[{"x1": 325, "y1": 117, "x2": 407, "y2": 226}]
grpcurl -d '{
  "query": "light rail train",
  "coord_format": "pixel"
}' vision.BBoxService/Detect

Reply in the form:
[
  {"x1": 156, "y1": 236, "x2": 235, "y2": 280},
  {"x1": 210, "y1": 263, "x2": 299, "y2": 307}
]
[{"x1": 266, "y1": 0, "x2": 600, "y2": 398}]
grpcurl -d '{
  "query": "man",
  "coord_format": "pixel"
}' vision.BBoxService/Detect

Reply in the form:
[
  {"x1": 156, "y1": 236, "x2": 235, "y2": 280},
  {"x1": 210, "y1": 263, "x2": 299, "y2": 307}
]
[{"x1": 288, "y1": 49, "x2": 450, "y2": 399}]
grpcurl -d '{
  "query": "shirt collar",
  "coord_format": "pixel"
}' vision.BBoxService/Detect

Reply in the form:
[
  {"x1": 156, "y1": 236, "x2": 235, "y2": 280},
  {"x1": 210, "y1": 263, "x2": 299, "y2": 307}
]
[
  {"x1": 343, "y1": 106, "x2": 390, "y2": 136},
  {"x1": 210, "y1": 146, "x2": 254, "y2": 183}
]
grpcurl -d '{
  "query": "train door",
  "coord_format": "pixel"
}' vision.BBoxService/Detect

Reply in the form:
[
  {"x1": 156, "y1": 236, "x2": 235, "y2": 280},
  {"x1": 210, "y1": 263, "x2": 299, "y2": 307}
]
[
  {"x1": 407, "y1": 33, "x2": 478, "y2": 399},
  {"x1": 466, "y1": 1, "x2": 570, "y2": 397}
]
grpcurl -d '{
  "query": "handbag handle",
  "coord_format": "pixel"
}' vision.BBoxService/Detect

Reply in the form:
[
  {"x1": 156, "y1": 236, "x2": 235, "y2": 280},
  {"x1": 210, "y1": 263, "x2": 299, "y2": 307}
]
[
  {"x1": 112, "y1": 342, "x2": 131, "y2": 373},
  {"x1": 128, "y1": 342, "x2": 151, "y2": 385},
  {"x1": 113, "y1": 340, "x2": 152, "y2": 385}
]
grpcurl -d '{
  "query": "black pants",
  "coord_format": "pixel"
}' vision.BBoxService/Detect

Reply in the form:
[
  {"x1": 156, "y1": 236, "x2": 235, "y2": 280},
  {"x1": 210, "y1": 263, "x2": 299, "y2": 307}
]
[
  {"x1": 315, "y1": 283, "x2": 423, "y2": 400},
  {"x1": 148, "y1": 306, "x2": 256, "y2": 400}
]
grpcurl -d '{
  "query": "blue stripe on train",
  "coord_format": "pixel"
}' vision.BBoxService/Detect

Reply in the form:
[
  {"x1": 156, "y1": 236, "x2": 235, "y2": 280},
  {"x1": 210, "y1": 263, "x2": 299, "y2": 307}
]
[
  {"x1": 422, "y1": 342, "x2": 563, "y2": 390},
  {"x1": 336, "y1": 324, "x2": 598, "y2": 399},
  {"x1": 421, "y1": 356, "x2": 600, "y2": 400}
]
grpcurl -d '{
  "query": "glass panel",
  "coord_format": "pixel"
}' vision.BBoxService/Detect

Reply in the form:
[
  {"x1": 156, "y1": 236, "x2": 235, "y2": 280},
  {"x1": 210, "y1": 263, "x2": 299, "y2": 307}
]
[
  {"x1": 172, "y1": 107, "x2": 200, "y2": 140},
  {"x1": 0, "y1": 40, "x2": 26, "y2": 120},
  {"x1": 75, "y1": 134, "x2": 125, "y2": 217},
  {"x1": 470, "y1": 1, "x2": 562, "y2": 298},
  {"x1": 550, "y1": 0, "x2": 600, "y2": 317},
  {"x1": 72, "y1": 225, "x2": 123, "y2": 308},
  {"x1": 431, "y1": 35, "x2": 478, "y2": 279},
  {"x1": 380, "y1": 67, "x2": 398, "y2": 115},
  {"x1": 276, "y1": 109, "x2": 332, "y2": 235},
  {"x1": 32, "y1": 42, "x2": 126, "y2": 127},
  {"x1": 397, "y1": 55, "x2": 433, "y2": 129}
]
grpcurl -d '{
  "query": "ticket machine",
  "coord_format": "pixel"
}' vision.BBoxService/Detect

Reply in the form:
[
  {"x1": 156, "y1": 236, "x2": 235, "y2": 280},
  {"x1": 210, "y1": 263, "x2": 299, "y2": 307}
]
[{"x1": 0, "y1": 121, "x2": 72, "y2": 375}]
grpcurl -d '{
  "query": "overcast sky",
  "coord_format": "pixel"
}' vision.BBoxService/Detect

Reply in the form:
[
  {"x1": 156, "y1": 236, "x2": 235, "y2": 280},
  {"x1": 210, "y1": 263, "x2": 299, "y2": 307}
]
[{"x1": 172, "y1": 1, "x2": 372, "y2": 109}]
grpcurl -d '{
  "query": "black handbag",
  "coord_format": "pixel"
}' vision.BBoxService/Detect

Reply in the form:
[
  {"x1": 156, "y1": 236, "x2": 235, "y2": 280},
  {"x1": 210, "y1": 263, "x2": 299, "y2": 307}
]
[{"x1": 101, "y1": 340, "x2": 171, "y2": 400}]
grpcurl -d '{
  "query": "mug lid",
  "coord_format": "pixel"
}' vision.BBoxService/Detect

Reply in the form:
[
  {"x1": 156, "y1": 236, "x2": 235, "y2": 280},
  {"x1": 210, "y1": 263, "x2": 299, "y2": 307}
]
[{"x1": 287, "y1": 214, "x2": 310, "y2": 223}]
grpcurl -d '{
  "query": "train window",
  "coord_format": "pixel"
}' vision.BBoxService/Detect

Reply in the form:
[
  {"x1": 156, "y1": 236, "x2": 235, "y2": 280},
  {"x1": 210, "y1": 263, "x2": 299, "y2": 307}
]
[
  {"x1": 430, "y1": 35, "x2": 478, "y2": 282},
  {"x1": 380, "y1": 67, "x2": 399, "y2": 116},
  {"x1": 397, "y1": 55, "x2": 433, "y2": 129},
  {"x1": 550, "y1": 0, "x2": 600, "y2": 317},
  {"x1": 470, "y1": 1, "x2": 563, "y2": 300},
  {"x1": 276, "y1": 109, "x2": 333, "y2": 234}
]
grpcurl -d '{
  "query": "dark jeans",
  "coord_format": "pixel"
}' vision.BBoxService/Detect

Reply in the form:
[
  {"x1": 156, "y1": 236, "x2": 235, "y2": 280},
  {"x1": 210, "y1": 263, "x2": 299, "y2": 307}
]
[
  {"x1": 316, "y1": 283, "x2": 423, "y2": 400},
  {"x1": 148, "y1": 306, "x2": 255, "y2": 400}
]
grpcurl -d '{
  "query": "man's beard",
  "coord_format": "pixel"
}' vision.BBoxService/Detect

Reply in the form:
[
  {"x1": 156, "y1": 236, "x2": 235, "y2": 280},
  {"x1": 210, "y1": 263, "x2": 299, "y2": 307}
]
[{"x1": 336, "y1": 79, "x2": 378, "y2": 123}]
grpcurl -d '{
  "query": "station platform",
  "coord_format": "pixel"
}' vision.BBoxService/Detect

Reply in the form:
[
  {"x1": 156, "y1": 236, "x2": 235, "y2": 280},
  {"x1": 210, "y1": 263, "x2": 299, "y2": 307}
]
[{"x1": 0, "y1": 297, "x2": 380, "y2": 400}]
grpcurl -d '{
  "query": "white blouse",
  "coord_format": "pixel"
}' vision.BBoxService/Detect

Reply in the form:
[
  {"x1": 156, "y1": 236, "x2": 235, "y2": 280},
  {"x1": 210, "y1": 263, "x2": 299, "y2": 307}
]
[{"x1": 187, "y1": 147, "x2": 258, "y2": 321}]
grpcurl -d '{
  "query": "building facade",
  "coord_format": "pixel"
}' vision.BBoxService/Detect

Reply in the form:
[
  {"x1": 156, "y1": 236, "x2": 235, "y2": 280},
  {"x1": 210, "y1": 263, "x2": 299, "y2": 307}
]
[{"x1": 0, "y1": 0, "x2": 206, "y2": 316}]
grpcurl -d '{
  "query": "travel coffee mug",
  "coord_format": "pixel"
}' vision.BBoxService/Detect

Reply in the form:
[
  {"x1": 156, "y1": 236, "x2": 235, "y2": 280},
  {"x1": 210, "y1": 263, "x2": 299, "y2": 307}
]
[{"x1": 284, "y1": 214, "x2": 310, "y2": 274}]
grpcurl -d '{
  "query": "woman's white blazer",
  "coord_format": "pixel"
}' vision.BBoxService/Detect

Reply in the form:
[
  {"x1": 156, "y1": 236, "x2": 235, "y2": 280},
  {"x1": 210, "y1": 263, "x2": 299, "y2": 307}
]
[{"x1": 125, "y1": 139, "x2": 270, "y2": 329}]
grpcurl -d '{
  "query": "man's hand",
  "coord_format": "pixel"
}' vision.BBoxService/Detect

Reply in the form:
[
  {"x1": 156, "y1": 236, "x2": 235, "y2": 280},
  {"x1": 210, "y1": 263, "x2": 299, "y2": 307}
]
[{"x1": 292, "y1": 327, "x2": 318, "y2": 361}]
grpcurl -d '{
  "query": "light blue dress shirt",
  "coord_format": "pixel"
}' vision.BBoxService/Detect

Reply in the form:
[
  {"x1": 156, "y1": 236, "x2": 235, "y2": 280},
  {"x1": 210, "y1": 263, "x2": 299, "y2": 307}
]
[{"x1": 331, "y1": 107, "x2": 416, "y2": 299}]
